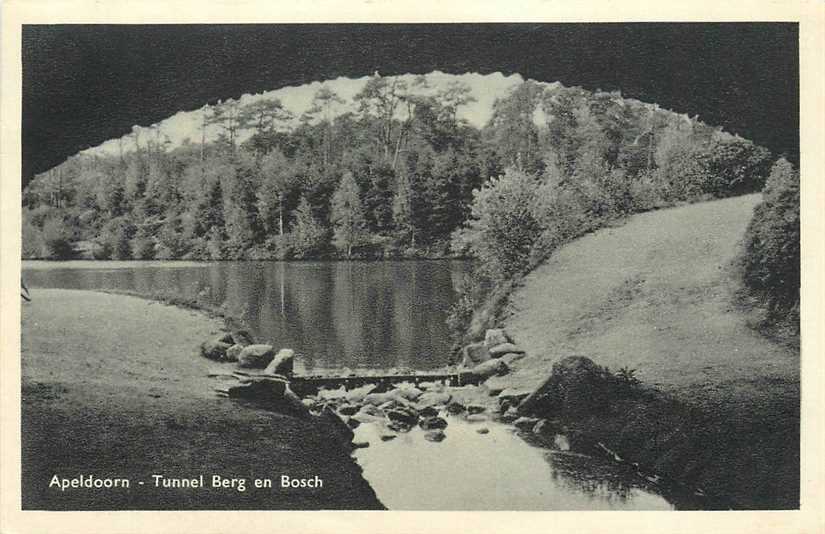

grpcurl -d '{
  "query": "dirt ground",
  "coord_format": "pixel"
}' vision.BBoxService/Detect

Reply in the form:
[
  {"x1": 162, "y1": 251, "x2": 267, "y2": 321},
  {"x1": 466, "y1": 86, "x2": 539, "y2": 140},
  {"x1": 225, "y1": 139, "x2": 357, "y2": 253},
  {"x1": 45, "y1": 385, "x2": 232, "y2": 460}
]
[
  {"x1": 21, "y1": 289, "x2": 382, "y2": 510},
  {"x1": 502, "y1": 194, "x2": 799, "y2": 508}
]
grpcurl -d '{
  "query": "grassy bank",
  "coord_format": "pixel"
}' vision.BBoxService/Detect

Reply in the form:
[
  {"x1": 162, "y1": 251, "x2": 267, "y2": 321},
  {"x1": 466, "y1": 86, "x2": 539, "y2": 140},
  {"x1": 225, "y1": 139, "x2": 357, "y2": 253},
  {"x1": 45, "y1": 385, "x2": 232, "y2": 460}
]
[
  {"x1": 489, "y1": 195, "x2": 798, "y2": 509},
  {"x1": 21, "y1": 289, "x2": 382, "y2": 510}
]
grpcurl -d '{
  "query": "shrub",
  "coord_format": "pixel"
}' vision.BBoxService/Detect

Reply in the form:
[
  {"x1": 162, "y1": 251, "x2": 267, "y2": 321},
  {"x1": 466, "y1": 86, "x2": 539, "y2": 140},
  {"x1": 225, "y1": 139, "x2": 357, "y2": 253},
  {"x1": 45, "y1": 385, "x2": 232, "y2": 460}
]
[
  {"x1": 739, "y1": 158, "x2": 799, "y2": 335},
  {"x1": 453, "y1": 168, "x2": 545, "y2": 281},
  {"x1": 41, "y1": 218, "x2": 75, "y2": 259},
  {"x1": 22, "y1": 217, "x2": 46, "y2": 259}
]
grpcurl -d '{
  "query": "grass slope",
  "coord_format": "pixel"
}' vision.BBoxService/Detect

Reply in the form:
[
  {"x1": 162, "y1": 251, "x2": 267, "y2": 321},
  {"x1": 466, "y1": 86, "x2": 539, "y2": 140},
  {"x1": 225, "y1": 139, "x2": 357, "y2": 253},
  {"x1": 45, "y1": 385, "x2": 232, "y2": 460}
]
[{"x1": 503, "y1": 194, "x2": 799, "y2": 508}]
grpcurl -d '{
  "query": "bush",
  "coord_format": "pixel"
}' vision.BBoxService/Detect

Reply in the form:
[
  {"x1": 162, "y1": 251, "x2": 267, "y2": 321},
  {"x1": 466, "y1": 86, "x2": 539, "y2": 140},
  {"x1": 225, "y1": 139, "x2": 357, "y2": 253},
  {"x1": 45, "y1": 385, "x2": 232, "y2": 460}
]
[
  {"x1": 22, "y1": 217, "x2": 46, "y2": 259},
  {"x1": 739, "y1": 158, "x2": 799, "y2": 335},
  {"x1": 41, "y1": 218, "x2": 75, "y2": 259},
  {"x1": 453, "y1": 169, "x2": 545, "y2": 281},
  {"x1": 130, "y1": 235, "x2": 156, "y2": 260}
]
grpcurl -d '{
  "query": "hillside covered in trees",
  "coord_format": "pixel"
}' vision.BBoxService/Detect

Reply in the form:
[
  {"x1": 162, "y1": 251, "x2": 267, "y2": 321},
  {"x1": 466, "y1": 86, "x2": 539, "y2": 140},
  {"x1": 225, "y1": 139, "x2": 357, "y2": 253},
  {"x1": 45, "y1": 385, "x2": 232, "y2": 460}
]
[{"x1": 23, "y1": 73, "x2": 776, "y2": 264}]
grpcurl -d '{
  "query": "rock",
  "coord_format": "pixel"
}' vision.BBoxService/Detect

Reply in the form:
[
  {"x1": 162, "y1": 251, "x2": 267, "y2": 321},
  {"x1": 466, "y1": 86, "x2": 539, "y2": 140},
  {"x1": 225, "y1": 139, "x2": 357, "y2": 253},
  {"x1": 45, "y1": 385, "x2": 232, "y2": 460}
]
[
  {"x1": 418, "y1": 406, "x2": 439, "y2": 418},
  {"x1": 553, "y1": 434, "x2": 571, "y2": 451},
  {"x1": 224, "y1": 344, "x2": 244, "y2": 362},
  {"x1": 532, "y1": 419, "x2": 554, "y2": 436},
  {"x1": 461, "y1": 342, "x2": 491, "y2": 367},
  {"x1": 236, "y1": 344, "x2": 275, "y2": 369},
  {"x1": 445, "y1": 401, "x2": 466, "y2": 415},
  {"x1": 226, "y1": 376, "x2": 286, "y2": 401},
  {"x1": 513, "y1": 416, "x2": 540, "y2": 430},
  {"x1": 216, "y1": 332, "x2": 235, "y2": 344},
  {"x1": 351, "y1": 412, "x2": 383, "y2": 425},
  {"x1": 471, "y1": 359, "x2": 509, "y2": 380},
  {"x1": 318, "y1": 406, "x2": 354, "y2": 445},
  {"x1": 230, "y1": 329, "x2": 254, "y2": 346},
  {"x1": 352, "y1": 440, "x2": 370, "y2": 449},
  {"x1": 201, "y1": 339, "x2": 231, "y2": 361},
  {"x1": 500, "y1": 407, "x2": 520, "y2": 423},
  {"x1": 346, "y1": 417, "x2": 361, "y2": 429},
  {"x1": 363, "y1": 392, "x2": 394, "y2": 406},
  {"x1": 484, "y1": 328, "x2": 511, "y2": 347},
  {"x1": 501, "y1": 352, "x2": 527, "y2": 366},
  {"x1": 416, "y1": 391, "x2": 452, "y2": 408},
  {"x1": 318, "y1": 386, "x2": 348, "y2": 402},
  {"x1": 419, "y1": 416, "x2": 448, "y2": 430},
  {"x1": 338, "y1": 404, "x2": 360, "y2": 416},
  {"x1": 518, "y1": 355, "x2": 608, "y2": 417},
  {"x1": 387, "y1": 420, "x2": 412, "y2": 433},
  {"x1": 391, "y1": 385, "x2": 423, "y2": 402},
  {"x1": 357, "y1": 404, "x2": 381, "y2": 417},
  {"x1": 476, "y1": 427, "x2": 490, "y2": 434},
  {"x1": 345, "y1": 384, "x2": 376, "y2": 404},
  {"x1": 263, "y1": 348, "x2": 295, "y2": 376},
  {"x1": 386, "y1": 407, "x2": 418, "y2": 427},
  {"x1": 467, "y1": 404, "x2": 487, "y2": 415},
  {"x1": 466, "y1": 414, "x2": 487, "y2": 422},
  {"x1": 489, "y1": 343, "x2": 525, "y2": 357},
  {"x1": 424, "y1": 429, "x2": 446, "y2": 442},
  {"x1": 498, "y1": 387, "x2": 531, "y2": 404},
  {"x1": 380, "y1": 433, "x2": 397, "y2": 441}
]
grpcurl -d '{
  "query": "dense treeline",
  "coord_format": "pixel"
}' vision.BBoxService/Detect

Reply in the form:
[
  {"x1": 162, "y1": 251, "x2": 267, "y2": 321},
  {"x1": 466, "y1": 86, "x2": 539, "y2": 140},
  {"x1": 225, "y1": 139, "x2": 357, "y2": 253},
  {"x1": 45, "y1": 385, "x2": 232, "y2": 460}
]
[{"x1": 23, "y1": 75, "x2": 774, "y2": 264}]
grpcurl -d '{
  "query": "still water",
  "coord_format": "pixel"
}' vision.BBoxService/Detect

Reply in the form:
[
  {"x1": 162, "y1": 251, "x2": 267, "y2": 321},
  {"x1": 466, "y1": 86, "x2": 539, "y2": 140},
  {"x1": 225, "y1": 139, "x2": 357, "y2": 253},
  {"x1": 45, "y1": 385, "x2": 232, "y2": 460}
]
[
  {"x1": 23, "y1": 259, "x2": 678, "y2": 510},
  {"x1": 23, "y1": 260, "x2": 466, "y2": 374},
  {"x1": 354, "y1": 414, "x2": 673, "y2": 510}
]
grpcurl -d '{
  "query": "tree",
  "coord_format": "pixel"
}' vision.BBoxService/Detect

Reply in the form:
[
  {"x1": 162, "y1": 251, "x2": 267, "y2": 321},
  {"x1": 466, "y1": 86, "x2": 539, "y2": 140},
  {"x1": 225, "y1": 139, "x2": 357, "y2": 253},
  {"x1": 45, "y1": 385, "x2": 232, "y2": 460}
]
[
  {"x1": 304, "y1": 87, "x2": 345, "y2": 167},
  {"x1": 291, "y1": 195, "x2": 327, "y2": 257},
  {"x1": 392, "y1": 170, "x2": 415, "y2": 248},
  {"x1": 331, "y1": 171, "x2": 367, "y2": 257},
  {"x1": 258, "y1": 149, "x2": 294, "y2": 236},
  {"x1": 354, "y1": 73, "x2": 406, "y2": 162}
]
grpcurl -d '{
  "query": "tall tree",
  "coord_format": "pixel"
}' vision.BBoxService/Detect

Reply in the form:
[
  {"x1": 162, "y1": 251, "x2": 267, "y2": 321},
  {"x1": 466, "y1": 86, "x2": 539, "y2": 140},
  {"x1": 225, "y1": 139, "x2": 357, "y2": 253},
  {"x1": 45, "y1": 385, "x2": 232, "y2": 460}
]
[{"x1": 331, "y1": 171, "x2": 367, "y2": 257}]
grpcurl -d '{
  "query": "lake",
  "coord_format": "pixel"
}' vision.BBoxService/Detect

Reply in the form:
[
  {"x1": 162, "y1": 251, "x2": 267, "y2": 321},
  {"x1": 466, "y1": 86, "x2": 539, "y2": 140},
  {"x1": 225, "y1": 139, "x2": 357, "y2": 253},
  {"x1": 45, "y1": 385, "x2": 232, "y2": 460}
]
[{"x1": 23, "y1": 260, "x2": 467, "y2": 374}]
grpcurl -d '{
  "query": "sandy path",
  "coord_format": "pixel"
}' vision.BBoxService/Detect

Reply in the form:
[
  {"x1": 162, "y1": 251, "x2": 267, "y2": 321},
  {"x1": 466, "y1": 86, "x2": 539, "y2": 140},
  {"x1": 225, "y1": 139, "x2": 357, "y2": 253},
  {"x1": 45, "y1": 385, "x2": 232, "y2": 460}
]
[{"x1": 21, "y1": 289, "x2": 381, "y2": 510}]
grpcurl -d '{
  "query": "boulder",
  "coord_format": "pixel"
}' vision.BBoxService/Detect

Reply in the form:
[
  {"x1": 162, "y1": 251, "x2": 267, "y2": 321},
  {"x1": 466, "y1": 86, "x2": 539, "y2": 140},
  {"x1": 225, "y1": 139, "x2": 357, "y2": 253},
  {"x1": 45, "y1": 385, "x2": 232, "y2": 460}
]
[
  {"x1": 352, "y1": 440, "x2": 370, "y2": 449},
  {"x1": 467, "y1": 404, "x2": 487, "y2": 415},
  {"x1": 461, "y1": 342, "x2": 491, "y2": 367},
  {"x1": 489, "y1": 343, "x2": 525, "y2": 357},
  {"x1": 201, "y1": 339, "x2": 231, "y2": 361},
  {"x1": 484, "y1": 328, "x2": 511, "y2": 347},
  {"x1": 380, "y1": 433, "x2": 397, "y2": 442},
  {"x1": 357, "y1": 404, "x2": 381, "y2": 417},
  {"x1": 416, "y1": 391, "x2": 452, "y2": 408},
  {"x1": 351, "y1": 412, "x2": 384, "y2": 425},
  {"x1": 318, "y1": 386, "x2": 348, "y2": 402},
  {"x1": 216, "y1": 332, "x2": 235, "y2": 344},
  {"x1": 346, "y1": 417, "x2": 361, "y2": 429},
  {"x1": 501, "y1": 352, "x2": 527, "y2": 366},
  {"x1": 424, "y1": 429, "x2": 446, "y2": 442},
  {"x1": 282, "y1": 384, "x2": 311, "y2": 419},
  {"x1": 391, "y1": 385, "x2": 423, "y2": 402},
  {"x1": 345, "y1": 384, "x2": 376, "y2": 404},
  {"x1": 418, "y1": 406, "x2": 439, "y2": 418},
  {"x1": 466, "y1": 414, "x2": 487, "y2": 422},
  {"x1": 224, "y1": 344, "x2": 244, "y2": 362},
  {"x1": 363, "y1": 392, "x2": 394, "y2": 406},
  {"x1": 230, "y1": 329, "x2": 255, "y2": 346},
  {"x1": 500, "y1": 407, "x2": 520, "y2": 423},
  {"x1": 517, "y1": 355, "x2": 609, "y2": 417},
  {"x1": 318, "y1": 406, "x2": 354, "y2": 445},
  {"x1": 237, "y1": 344, "x2": 275, "y2": 369},
  {"x1": 445, "y1": 401, "x2": 466, "y2": 415},
  {"x1": 263, "y1": 348, "x2": 295, "y2": 376},
  {"x1": 419, "y1": 416, "x2": 448, "y2": 430},
  {"x1": 498, "y1": 388, "x2": 531, "y2": 406},
  {"x1": 386, "y1": 407, "x2": 418, "y2": 427},
  {"x1": 338, "y1": 404, "x2": 360, "y2": 416},
  {"x1": 553, "y1": 434, "x2": 571, "y2": 451},
  {"x1": 513, "y1": 416, "x2": 540, "y2": 430},
  {"x1": 471, "y1": 359, "x2": 509, "y2": 380},
  {"x1": 476, "y1": 427, "x2": 490, "y2": 435}
]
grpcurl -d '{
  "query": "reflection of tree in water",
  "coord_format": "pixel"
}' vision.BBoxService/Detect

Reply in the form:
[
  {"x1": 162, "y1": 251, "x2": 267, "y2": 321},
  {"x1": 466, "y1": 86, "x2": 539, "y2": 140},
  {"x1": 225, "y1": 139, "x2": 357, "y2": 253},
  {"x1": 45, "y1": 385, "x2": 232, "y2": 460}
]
[{"x1": 545, "y1": 451, "x2": 644, "y2": 504}]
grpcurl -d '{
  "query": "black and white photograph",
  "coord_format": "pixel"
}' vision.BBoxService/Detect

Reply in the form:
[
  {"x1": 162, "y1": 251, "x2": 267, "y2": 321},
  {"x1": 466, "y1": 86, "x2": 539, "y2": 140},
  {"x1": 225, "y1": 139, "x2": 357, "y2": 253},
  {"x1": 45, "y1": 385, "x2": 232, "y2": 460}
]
[{"x1": 2, "y1": 8, "x2": 821, "y2": 529}]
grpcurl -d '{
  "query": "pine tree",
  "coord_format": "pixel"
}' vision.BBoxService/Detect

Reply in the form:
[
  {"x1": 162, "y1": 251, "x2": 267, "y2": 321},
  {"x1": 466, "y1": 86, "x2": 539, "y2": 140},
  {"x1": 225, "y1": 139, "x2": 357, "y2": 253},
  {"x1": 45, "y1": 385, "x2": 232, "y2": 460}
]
[{"x1": 291, "y1": 196, "x2": 326, "y2": 257}]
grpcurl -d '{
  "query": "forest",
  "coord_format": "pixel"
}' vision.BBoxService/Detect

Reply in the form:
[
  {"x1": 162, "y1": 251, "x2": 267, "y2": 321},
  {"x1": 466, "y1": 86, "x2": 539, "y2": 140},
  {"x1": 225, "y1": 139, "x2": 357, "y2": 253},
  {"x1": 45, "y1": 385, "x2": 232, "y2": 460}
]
[{"x1": 24, "y1": 74, "x2": 777, "y2": 266}]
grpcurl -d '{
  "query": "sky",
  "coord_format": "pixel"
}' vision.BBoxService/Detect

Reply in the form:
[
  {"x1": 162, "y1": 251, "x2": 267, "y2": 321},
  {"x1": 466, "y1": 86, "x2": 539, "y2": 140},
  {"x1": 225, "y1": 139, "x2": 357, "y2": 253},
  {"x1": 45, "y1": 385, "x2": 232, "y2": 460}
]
[{"x1": 86, "y1": 71, "x2": 526, "y2": 157}]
